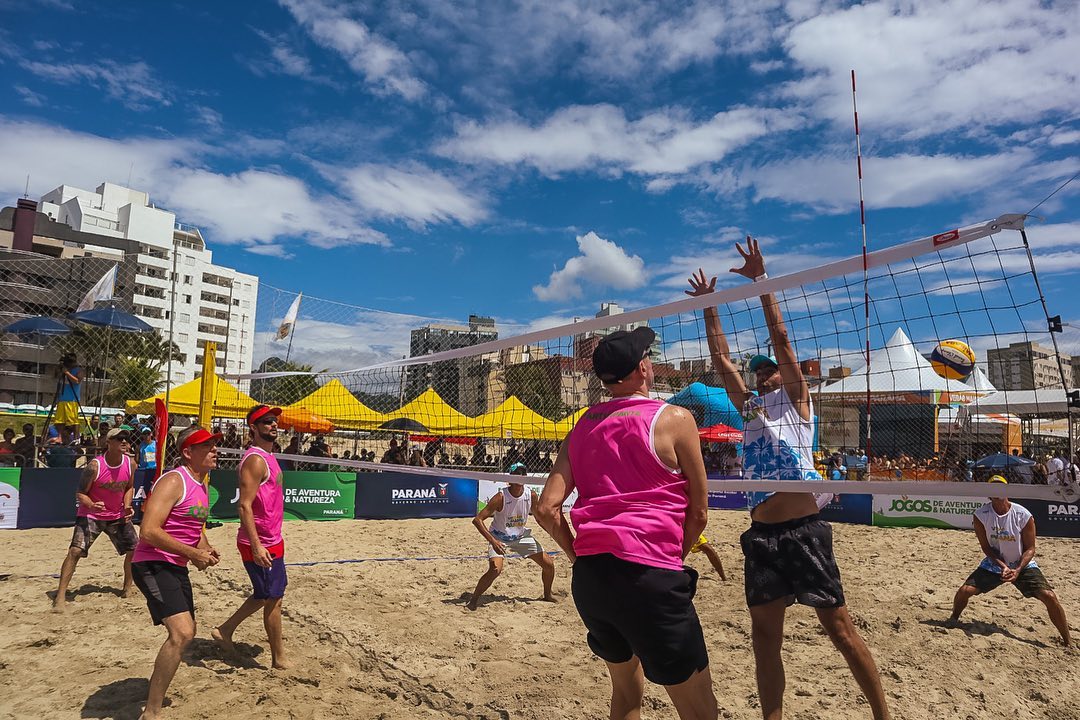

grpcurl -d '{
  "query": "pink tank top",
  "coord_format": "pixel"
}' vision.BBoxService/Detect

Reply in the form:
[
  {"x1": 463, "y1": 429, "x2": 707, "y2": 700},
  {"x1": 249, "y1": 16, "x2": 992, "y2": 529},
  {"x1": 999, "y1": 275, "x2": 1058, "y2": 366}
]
[
  {"x1": 132, "y1": 466, "x2": 209, "y2": 567},
  {"x1": 567, "y1": 396, "x2": 689, "y2": 571},
  {"x1": 77, "y1": 455, "x2": 131, "y2": 521},
  {"x1": 236, "y1": 446, "x2": 284, "y2": 548}
]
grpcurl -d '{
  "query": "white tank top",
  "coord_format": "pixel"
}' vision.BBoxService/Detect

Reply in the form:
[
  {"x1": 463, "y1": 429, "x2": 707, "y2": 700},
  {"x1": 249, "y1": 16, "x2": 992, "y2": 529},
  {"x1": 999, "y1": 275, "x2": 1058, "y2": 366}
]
[
  {"x1": 491, "y1": 487, "x2": 531, "y2": 540},
  {"x1": 742, "y1": 388, "x2": 826, "y2": 511}
]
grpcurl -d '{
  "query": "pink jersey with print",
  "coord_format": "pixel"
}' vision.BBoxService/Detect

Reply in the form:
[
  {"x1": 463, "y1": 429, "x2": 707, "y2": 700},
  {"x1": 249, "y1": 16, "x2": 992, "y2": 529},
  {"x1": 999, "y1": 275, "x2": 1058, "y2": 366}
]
[
  {"x1": 132, "y1": 466, "x2": 209, "y2": 567},
  {"x1": 77, "y1": 455, "x2": 132, "y2": 521},
  {"x1": 236, "y1": 446, "x2": 284, "y2": 548},
  {"x1": 567, "y1": 396, "x2": 689, "y2": 572}
]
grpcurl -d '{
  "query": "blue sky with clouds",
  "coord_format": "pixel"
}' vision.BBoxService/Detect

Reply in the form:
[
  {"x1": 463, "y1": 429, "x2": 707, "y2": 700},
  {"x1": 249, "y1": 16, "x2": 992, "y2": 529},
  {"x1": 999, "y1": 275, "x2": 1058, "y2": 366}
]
[{"x1": 1, "y1": 0, "x2": 1078, "y2": 368}]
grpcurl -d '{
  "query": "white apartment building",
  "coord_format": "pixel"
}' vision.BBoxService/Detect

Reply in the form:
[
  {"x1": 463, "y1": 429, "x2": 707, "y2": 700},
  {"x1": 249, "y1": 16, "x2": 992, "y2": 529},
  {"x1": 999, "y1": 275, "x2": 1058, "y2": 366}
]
[{"x1": 38, "y1": 182, "x2": 258, "y2": 384}]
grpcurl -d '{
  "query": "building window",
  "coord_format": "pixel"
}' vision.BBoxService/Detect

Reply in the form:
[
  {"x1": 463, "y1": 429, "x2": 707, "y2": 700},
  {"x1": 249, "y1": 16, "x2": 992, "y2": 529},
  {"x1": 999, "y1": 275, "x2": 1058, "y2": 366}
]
[
  {"x1": 178, "y1": 333, "x2": 189, "y2": 342},
  {"x1": 184, "y1": 295, "x2": 192, "y2": 304},
  {"x1": 180, "y1": 313, "x2": 190, "y2": 323}
]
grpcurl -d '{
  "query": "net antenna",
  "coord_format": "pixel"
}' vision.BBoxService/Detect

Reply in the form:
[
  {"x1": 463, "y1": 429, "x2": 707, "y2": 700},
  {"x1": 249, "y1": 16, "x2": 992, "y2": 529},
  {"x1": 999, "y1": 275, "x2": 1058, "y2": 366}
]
[{"x1": 851, "y1": 69, "x2": 872, "y2": 455}]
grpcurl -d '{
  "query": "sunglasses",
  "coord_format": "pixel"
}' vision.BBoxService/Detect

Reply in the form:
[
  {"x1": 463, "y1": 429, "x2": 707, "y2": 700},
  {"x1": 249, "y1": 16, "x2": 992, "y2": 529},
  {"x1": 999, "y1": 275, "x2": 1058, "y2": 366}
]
[{"x1": 256, "y1": 417, "x2": 278, "y2": 425}]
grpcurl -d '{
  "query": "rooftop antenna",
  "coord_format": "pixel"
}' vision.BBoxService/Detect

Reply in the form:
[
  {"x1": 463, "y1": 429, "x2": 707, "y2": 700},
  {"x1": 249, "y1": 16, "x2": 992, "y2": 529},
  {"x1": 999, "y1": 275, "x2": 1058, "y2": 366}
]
[
  {"x1": 127, "y1": 162, "x2": 134, "y2": 188},
  {"x1": 23, "y1": 174, "x2": 30, "y2": 198}
]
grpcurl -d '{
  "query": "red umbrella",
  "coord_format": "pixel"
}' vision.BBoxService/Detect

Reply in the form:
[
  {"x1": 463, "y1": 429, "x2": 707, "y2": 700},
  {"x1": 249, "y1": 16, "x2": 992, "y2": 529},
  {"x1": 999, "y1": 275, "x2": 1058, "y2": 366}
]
[{"x1": 698, "y1": 423, "x2": 743, "y2": 443}]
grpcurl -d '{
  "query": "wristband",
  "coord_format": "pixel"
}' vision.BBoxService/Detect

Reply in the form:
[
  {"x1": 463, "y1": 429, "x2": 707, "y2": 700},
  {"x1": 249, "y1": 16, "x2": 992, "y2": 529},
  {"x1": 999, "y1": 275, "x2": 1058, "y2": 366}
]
[{"x1": 753, "y1": 272, "x2": 768, "y2": 282}]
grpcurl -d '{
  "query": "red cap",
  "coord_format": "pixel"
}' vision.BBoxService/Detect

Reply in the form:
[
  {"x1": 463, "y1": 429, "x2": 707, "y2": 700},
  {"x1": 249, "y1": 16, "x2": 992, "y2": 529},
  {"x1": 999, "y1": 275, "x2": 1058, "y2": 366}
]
[
  {"x1": 180, "y1": 427, "x2": 223, "y2": 451},
  {"x1": 247, "y1": 404, "x2": 283, "y2": 425}
]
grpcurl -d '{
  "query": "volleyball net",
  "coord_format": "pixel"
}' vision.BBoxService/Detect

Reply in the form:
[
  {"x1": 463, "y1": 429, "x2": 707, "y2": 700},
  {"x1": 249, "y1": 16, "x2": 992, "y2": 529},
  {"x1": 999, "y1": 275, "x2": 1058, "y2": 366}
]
[{"x1": 219, "y1": 213, "x2": 1079, "y2": 501}]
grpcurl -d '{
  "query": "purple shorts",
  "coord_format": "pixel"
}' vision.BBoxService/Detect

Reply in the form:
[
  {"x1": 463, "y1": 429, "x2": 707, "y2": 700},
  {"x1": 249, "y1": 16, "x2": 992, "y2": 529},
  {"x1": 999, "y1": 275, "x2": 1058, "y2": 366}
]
[{"x1": 242, "y1": 556, "x2": 287, "y2": 600}]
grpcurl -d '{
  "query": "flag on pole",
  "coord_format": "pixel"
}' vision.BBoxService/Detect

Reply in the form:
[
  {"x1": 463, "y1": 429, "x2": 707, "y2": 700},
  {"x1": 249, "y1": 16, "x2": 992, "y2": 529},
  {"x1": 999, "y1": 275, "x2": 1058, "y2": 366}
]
[
  {"x1": 154, "y1": 398, "x2": 169, "y2": 479},
  {"x1": 76, "y1": 264, "x2": 118, "y2": 312},
  {"x1": 277, "y1": 293, "x2": 302, "y2": 340}
]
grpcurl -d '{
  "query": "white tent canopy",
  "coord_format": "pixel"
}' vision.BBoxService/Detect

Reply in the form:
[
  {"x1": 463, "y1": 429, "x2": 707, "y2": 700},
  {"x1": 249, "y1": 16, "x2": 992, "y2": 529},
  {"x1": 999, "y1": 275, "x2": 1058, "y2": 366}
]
[
  {"x1": 820, "y1": 327, "x2": 979, "y2": 396},
  {"x1": 965, "y1": 388, "x2": 1076, "y2": 417},
  {"x1": 964, "y1": 366, "x2": 997, "y2": 393}
]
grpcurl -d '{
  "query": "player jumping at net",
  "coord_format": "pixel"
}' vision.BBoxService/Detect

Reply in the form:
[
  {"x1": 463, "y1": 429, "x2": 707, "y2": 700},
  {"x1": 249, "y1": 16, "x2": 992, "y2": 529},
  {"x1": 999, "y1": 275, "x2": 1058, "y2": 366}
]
[
  {"x1": 948, "y1": 475, "x2": 1071, "y2": 646},
  {"x1": 131, "y1": 426, "x2": 221, "y2": 720},
  {"x1": 536, "y1": 327, "x2": 718, "y2": 720},
  {"x1": 467, "y1": 462, "x2": 555, "y2": 610},
  {"x1": 689, "y1": 237, "x2": 890, "y2": 720},
  {"x1": 213, "y1": 404, "x2": 291, "y2": 669},
  {"x1": 53, "y1": 426, "x2": 138, "y2": 611}
]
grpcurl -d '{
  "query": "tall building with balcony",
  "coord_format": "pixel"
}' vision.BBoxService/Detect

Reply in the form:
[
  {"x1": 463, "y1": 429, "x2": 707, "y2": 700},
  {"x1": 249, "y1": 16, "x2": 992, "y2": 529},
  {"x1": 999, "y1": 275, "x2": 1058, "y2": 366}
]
[
  {"x1": 0, "y1": 181, "x2": 258, "y2": 403},
  {"x1": 986, "y1": 341, "x2": 1071, "y2": 390},
  {"x1": 406, "y1": 315, "x2": 498, "y2": 412}
]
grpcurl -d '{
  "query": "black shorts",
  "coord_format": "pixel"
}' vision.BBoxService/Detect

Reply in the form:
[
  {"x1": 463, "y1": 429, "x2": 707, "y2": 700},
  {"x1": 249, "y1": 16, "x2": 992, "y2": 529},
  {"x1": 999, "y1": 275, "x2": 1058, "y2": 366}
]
[
  {"x1": 963, "y1": 566, "x2": 1053, "y2": 598},
  {"x1": 132, "y1": 561, "x2": 194, "y2": 625},
  {"x1": 571, "y1": 553, "x2": 708, "y2": 686},
  {"x1": 70, "y1": 516, "x2": 139, "y2": 557},
  {"x1": 740, "y1": 514, "x2": 845, "y2": 609}
]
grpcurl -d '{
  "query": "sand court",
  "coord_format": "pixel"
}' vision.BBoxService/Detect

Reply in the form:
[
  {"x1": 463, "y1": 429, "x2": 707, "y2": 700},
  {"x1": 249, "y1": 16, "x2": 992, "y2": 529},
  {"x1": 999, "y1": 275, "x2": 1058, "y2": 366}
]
[{"x1": 1, "y1": 511, "x2": 1078, "y2": 719}]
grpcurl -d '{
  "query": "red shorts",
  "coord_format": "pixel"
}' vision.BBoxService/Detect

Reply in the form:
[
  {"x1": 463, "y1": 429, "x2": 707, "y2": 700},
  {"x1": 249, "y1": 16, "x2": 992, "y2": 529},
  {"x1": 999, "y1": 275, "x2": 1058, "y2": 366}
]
[{"x1": 238, "y1": 540, "x2": 284, "y2": 562}]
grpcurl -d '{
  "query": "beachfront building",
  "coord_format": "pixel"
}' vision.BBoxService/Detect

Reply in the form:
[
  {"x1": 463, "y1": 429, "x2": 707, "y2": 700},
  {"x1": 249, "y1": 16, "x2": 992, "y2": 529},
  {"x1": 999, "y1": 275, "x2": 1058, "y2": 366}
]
[
  {"x1": 987, "y1": 341, "x2": 1072, "y2": 390},
  {"x1": 406, "y1": 315, "x2": 499, "y2": 414},
  {"x1": 0, "y1": 182, "x2": 258, "y2": 404}
]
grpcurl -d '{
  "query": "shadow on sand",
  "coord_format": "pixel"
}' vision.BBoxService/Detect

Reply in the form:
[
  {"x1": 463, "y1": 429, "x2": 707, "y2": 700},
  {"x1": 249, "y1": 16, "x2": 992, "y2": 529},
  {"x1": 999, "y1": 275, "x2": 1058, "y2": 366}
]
[
  {"x1": 184, "y1": 637, "x2": 265, "y2": 670},
  {"x1": 920, "y1": 618, "x2": 1048, "y2": 649},
  {"x1": 81, "y1": 677, "x2": 156, "y2": 719}
]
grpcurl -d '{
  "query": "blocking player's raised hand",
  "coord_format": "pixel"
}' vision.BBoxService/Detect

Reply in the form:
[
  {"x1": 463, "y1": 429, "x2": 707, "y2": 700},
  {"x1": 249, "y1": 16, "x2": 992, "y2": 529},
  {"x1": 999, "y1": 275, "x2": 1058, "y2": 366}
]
[{"x1": 731, "y1": 235, "x2": 766, "y2": 281}]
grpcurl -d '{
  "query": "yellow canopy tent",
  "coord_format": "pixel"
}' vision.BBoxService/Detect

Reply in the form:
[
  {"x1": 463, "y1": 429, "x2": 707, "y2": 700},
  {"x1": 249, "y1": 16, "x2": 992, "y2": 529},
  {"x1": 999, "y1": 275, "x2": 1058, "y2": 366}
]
[
  {"x1": 470, "y1": 396, "x2": 564, "y2": 440},
  {"x1": 284, "y1": 378, "x2": 387, "y2": 430},
  {"x1": 125, "y1": 375, "x2": 257, "y2": 419},
  {"x1": 554, "y1": 407, "x2": 587, "y2": 438},
  {"x1": 384, "y1": 387, "x2": 478, "y2": 435}
]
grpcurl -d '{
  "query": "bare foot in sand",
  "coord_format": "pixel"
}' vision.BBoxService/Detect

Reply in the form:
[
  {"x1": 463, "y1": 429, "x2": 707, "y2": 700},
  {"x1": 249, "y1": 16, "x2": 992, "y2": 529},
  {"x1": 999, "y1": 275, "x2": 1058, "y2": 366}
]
[
  {"x1": 120, "y1": 586, "x2": 133, "y2": 599},
  {"x1": 51, "y1": 597, "x2": 67, "y2": 613},
  {"x1": 466, "y1": 597, "x2": 479, "y2": 611},
  {"x1": 211, "y1": 626, "x2": 237, "y2": 656},
  {"x1": 272, "y1": 657, "x2": 292, "y2": 670},
  {"x1": 541, "y1": 594, "x2": 556, "y2": 603}
]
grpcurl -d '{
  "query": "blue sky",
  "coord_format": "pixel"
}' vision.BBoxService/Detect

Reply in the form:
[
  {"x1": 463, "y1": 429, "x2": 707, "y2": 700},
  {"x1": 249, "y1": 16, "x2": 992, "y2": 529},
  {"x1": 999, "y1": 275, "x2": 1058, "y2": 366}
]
[{"x1": 1, "y1": 0, "x2": 1078, "y2": 370}]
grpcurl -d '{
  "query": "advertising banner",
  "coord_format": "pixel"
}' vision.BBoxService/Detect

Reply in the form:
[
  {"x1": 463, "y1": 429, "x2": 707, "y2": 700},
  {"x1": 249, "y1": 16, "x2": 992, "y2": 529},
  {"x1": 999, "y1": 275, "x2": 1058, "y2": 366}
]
[
  {"x1": 355, "y1": 471, "x2": 478, "y2": 519},
  {"x1": 208, "y1": 469, "x2": 240, "y2": 521},
  {"x1": 283, "y1": 471, "x2": 355, "y2": 521},
  {"x1": 872, "y1": 494, "x2": 982, "y2": 529},
  {"x1": 1017, "y1": 499, "x2": 1080, "y2": 539},
  {"x1": 131, "y1": 468, "x2": 155, "y2": 524},
  {"x1": 0, "y1": 467, "x2": 21, "y2": 530},
  {"x1": 16, "y1": 468, "x2": 79, "y2": 529},
  {"x1": 708, "y1": 491, "x2": 748, "y2": 511},
  {"x1": 817, "y1": 493, "x2": 872, "y2": 526}
]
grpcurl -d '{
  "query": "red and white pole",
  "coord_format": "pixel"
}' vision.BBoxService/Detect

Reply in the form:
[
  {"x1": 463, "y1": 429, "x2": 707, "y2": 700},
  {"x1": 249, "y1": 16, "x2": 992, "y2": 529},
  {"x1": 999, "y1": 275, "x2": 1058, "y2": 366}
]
[{"x1": 851, "y1": 70, "x2": 872, "y2": 456}]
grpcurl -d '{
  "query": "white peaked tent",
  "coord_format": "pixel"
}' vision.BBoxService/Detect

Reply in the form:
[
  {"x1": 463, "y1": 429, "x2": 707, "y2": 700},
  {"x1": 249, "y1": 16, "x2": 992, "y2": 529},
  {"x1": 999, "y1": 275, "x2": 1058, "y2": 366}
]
[
  {"x1": 964, "y1": 366, "x2": 997, "y2": 393},
  {"x1": 820, "y1": 327, "x2": 979, "y2": 397}
]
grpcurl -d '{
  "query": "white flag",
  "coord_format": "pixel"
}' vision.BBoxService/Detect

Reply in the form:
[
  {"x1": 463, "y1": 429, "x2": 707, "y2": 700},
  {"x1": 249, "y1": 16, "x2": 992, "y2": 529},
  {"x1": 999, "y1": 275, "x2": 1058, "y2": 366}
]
[
  {"x1": 277, "y1": 293, "x2": 302, "y2": 340},
  {"x1": 77, "y1": 264, "x2": 118, "y2": 312}
]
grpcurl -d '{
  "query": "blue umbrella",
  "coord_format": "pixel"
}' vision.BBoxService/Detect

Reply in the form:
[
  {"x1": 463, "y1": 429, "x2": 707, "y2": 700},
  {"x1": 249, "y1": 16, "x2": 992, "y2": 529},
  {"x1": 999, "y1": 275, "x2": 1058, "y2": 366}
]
[
  {"x1": 3, "y1": 316, "x2": 71, "y2": 336},
  {"x1": 667, "y1": 382, "x2": 744, "y2": 429},
  {"x1": 973, "y1": 452, "x2": 1035, "y2": 468},
  {"x1": 69, "y1": 307, "x2": 153, "y2": 333}
]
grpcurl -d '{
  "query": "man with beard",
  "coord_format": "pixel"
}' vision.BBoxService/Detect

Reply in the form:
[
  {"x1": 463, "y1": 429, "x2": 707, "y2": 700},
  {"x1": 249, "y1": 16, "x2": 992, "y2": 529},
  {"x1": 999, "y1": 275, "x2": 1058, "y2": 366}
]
[{"x1": 213, "y1": 404, "x2": 289, "y2": 669}]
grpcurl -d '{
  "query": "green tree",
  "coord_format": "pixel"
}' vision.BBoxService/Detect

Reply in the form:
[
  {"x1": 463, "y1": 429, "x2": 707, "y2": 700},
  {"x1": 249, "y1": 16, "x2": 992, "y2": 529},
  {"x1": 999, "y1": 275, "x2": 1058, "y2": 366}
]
[
  {"x1": 250, "y1": 356, "x2": 322, "y2": 406},
  {"x1": 106, "y1": 356, "x2": 166, "y2": 404}
]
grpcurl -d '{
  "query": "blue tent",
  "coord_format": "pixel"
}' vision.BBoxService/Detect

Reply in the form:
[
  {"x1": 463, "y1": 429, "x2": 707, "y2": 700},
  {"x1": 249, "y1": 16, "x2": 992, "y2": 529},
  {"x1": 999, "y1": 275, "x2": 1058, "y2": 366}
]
[{"x1": 666, "y1": 382, "x2": 743, "y2": 429}]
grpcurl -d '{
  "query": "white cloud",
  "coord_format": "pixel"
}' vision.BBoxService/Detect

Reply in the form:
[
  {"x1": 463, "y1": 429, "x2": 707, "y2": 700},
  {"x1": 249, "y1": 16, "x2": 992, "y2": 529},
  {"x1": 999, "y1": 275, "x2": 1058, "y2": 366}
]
[
  {"x1": 279, "y1": 0, "x2": 426, "y2": 100},
  {"x1": 739, "y1": 149, "x2": 1036, "y2": 213},
  {"x1": 19, "y1": 59, "x2": 170, "y2": 110},
  {"x1": 533, "y1": 231, "x2": 647, "y2": 301},
  {"x1": 438, "y1": 104, "x2": 799, "y2": 177},
  {"x1": 14, "y1": 85, "x2": 45, "y2": 107},
  {"x1": 781, "y1": 0, "x2": 1080, "y2": 138},
  {"x1": 333, "y1": 164, "x2": 487, "y2": 227}
]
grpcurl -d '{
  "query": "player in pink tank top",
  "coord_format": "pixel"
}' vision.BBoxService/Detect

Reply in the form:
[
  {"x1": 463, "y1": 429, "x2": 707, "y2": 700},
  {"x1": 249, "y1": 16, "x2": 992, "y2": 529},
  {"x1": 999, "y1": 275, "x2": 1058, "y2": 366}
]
[
  {"x1": 131, "y1": 425, "x2": 221, "y2": 720},
  {"x1": 53, "y1": 426, "x2": 139, "y2": 611},
  {"x1": 213, "y1": 405, "x2": 290, "y2": 670},
  {"x1": 535, "y1": 326, "x2": 717, "y2": 718}
]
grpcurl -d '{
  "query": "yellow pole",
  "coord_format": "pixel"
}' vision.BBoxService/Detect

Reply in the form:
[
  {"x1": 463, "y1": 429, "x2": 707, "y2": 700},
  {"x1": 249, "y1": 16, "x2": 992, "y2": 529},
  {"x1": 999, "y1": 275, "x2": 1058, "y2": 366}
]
[{"x1": 198, "y1": 342, "x2": 217, "y2": 430}]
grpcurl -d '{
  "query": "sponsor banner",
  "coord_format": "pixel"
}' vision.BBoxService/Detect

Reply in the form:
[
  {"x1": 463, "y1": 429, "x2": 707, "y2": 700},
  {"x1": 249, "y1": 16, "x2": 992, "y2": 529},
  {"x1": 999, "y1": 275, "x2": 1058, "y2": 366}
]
[
  {"x1": 708, "y1": 491, "x2": 748, "y2": 511},
  {"x1": 477, "y1": 475, "x2": 577, "y2": 513},
  {"x1": 355, "y1": 471, "x2": 478, "y2": 519},
  {"x1": 208, "y1": 469, "x2": 240, "y2": 521},
  {"x1": 16, "y1": 468, "x2": 79, "y2": 529},
  {"x1": 0, "y1": 467, "x2": 21, "y2": 530},
  {"x1": 131, "y1": 468, "x2": 155, "y2": 524},
  {"x1": 283, "y1": 471, "x2": 355, "y2": 521},
  {"x1": 817, "y1": 493, "x2": 872, "y2": 525},
  {"x1": 872, "y1": 494, "x2": 983, "y2": 529},
  {"x1": 1019, "y1": 500, "x2": 1080, "y2": 539}
]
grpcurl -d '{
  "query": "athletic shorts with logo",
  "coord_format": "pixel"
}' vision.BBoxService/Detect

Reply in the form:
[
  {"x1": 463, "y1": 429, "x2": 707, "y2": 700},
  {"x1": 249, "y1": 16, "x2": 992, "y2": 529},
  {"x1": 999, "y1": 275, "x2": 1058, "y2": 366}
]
[
  {"x1": 571, "y1": 553, "x2": 708, "y2": 686},
  {"x1": 239, "y1": 540, "x2": 287, "y2": 600},
  {"x1": 70, "y1": 516, "x2": 138, "y2": 557},
  {"x1": 963, "y1": 566, "x2": 1053, "y2": 598},
  {"x1": 740, "y1": 514, "x2": 845, "y2": 608},
  {"x1": 489, "y1": 529, "x2": 544, "y2": 559},
  {"x1": 132, "y1": 561, "x2": 195, "y2": 625}
]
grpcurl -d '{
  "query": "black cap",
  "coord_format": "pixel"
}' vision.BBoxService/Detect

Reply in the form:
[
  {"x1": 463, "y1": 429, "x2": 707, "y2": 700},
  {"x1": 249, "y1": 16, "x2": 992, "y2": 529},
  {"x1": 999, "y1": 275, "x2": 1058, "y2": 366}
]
[{"x1": 592, "y1": 326, "x2": 656, "y2": 383}]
